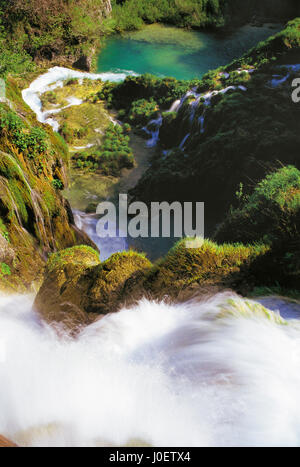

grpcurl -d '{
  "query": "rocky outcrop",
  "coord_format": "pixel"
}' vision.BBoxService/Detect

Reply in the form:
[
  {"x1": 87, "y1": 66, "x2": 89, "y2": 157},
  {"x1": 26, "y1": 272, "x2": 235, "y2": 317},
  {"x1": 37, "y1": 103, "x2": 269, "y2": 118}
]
[
  {"x1": 35, "y1": 241, "x2": 270, "y2": 329},
  {"x1": 34, "y1": 248, "x2": 151, "y2": 330}
]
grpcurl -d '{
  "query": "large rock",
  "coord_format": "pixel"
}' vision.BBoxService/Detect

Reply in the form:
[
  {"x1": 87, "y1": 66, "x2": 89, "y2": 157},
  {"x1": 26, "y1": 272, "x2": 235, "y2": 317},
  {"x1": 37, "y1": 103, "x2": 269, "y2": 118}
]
[{"x1": 34, "y1": 247, "x2": 152, "y2": 330}]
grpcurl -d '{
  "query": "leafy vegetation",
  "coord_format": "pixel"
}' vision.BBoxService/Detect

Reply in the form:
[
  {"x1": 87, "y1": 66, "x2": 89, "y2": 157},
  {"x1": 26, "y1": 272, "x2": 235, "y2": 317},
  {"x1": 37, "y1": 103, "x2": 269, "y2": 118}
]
[
  {"x1": 73, "y1": 123, "x2": 134, "y2": 176},
  {"x1": 0, "y1": 0, "x2": 113, "y2": 77},
  {"x1": 0, "y1": 262, "x2": 11, "y2": 277},
  {"x1": 111, "y1": 0, "x2": 300, "y2": 32},
  {"x1": 127, "y1": 99, "x2": 159, "y2": 127},
  {"x1": 0, "y1": 105, "x2": 48, "y2": 159},
  {"x1": 111, "y1": 0, "x2": 226, "y2": 31}
]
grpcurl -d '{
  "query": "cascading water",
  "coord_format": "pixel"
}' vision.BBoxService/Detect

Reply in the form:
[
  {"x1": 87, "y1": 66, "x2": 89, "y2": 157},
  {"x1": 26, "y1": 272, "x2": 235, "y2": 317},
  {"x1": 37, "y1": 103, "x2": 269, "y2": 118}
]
[
  {"x1": 270, "y1": 65, "x2": 300, "y2": 88},
  {"x1": 143, "y1": 115, "x2": 163, "y2": 148},
  {"x1": 73, "y1": 210, "x2": 128, "y2": 261},
  {"x1": 22, "y1": 67, "x2": 136, "y2": 132},
  {"x1": 0, "y1": 292, "x2": 300, "y2": 447}
]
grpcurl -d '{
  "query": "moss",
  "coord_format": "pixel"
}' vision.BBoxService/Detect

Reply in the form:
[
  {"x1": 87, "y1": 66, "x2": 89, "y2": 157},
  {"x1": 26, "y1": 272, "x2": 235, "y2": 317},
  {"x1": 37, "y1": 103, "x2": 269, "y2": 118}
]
[
  {"x1": 0, "y1": 218, "x2": 9, "y2": 242},
  {"x1": 0, "y1": 262, "x2": 11, "y2": 277},
  {"x1": 143, "y1": 239, "x2": 269, "y2": 297},
  {"x1": 35, "y1": 249, "x2": 152, "y2": 330},
  {"x1": 47, "y1": 245, "x2": 100, "y2": 273}
]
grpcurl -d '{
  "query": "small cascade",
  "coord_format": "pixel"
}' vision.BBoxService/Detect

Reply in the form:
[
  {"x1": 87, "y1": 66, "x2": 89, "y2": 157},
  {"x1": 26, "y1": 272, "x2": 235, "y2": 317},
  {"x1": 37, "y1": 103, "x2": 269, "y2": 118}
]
[
  {"x1": 270, "y1": 74, "x2": 290, "y2": 88},
  {"x1": 168, "y1": 99, "x2": 181, "y2": 113},
  {"x1": 143, "y1": 115, "x2": 163, "y2": 148},
  {"x1": 198, "y1": 116, "x2": 205, "y2": 134},
  {"x1": 73, "y1": 210, "x2": 128, "y2": 261},
  {"x1": 179, "y1": 133, "x2": 190, "y2": 150},
  {"x1": 143, "y1": 78, "x2": 248, "y2": 152},
  {"x1": 269, "y1": 64, "x2": 300, "y2": 88},
  {"x1": 22, "y1": 67, "x2": 135, "y2": 132}
]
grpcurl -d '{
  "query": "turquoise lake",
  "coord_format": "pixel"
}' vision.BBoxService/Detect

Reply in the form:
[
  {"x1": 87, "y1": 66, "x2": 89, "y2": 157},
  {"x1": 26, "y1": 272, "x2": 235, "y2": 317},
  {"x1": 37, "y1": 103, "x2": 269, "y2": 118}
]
[{"x1": 97, "y1": 23, "x2": 282, "y2": 80}]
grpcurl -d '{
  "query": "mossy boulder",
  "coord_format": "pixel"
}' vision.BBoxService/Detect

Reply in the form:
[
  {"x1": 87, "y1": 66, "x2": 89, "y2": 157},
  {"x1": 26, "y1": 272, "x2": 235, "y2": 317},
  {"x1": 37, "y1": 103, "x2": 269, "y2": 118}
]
[
  {"x1": 215, "y1": 166, "x2": 300, "y2": 291},
  {"x1": 34, "y1": 248, "x2": 152, "y2": 329},
  {"x1": 140, "y1": 239, "x2": 269, "y2": 299},
  {"x1": 34, "y1": 246, "x2": 101, "y2": 328}
]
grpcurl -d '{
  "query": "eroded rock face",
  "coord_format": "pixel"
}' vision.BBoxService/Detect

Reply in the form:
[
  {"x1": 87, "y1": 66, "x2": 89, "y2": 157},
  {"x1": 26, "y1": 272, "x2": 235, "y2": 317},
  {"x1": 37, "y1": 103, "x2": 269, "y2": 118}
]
[{"x1": 34, "y1": 248, "x2": 151, "y2": 330}]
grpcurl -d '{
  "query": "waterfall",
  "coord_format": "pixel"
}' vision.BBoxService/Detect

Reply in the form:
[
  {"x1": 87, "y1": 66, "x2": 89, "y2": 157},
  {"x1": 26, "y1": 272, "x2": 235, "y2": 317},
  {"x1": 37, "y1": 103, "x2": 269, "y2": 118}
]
[
  {"x1": 168, "y1": 99, "x2": 181, "y2": 113},
  {"x1": 179, "y1": 133, "x2": 190, "y2": 150},
  {"x1": 269, "y1": 64, "x2": 300, "y2": 88},
  {"x1": 22, "y1": 67, "x2": 136, "y2": 132},
  {"x1": 73, "y1": 210, "x2": 128, "y2": 261},
  {"x1": 0, "y1": 292, "x2": 300, "y2": 447},
  {"x1": 143, "y1": 115, "x2": 163, "y2": 148}
]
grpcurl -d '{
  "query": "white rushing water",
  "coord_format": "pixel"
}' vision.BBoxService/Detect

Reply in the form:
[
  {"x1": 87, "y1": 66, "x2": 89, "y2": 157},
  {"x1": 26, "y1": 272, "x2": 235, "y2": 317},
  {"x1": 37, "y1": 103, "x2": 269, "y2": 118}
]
[
  {"x1": 22, "y1": 66, "x2": 136, "y2": 131},
  {"x1": 0, "y1": 293, "x2": 300, "y2": 447}
]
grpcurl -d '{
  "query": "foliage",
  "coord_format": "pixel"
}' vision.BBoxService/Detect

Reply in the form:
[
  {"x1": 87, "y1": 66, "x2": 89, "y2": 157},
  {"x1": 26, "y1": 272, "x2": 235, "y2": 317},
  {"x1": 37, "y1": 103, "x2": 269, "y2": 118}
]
[
  {"x1": 0, "y1": 0, "x2": 113, "y2": 73},
  {"x1": 142, "y1": 238, "x2": 268, "y2": 296},
  {"x1": 0, "y1": 262, "x2": 11, "y2": 277},
  {"x1": 0, "y1": 106, "x2": 48, "y2": 158},
  {"x1": 230, "y1": 17, "x2": 300, "y2": 70},
  {"x1": 73, "y1": 123, "x2": 135, "y2": 176},
  {"x1": 111, "y1": 0, "x2": 227, "y2": 32},
  {"x1": 0, "y1": 219, "x2": 9, "y2": 242},
  {"x1": 127, "y1": 98, "x2": 159, "y2": 127},
  {"x1": 52, "y1": 179, "x2": 64, "y2": 190}
]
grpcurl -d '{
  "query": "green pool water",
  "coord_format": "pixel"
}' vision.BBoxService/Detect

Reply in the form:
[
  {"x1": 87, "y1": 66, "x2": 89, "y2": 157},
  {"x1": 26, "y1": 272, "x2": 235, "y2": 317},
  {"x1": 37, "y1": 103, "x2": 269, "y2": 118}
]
[{"x1": 97, "y1": 23, "x2": 282, "y2": 80}]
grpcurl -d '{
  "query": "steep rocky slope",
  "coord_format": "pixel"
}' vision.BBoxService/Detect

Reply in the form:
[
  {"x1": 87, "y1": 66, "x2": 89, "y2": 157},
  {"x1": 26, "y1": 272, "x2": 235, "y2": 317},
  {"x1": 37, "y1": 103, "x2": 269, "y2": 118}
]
[{"x1": 0, "y1": 78, "x2": 93, "y2": 292}]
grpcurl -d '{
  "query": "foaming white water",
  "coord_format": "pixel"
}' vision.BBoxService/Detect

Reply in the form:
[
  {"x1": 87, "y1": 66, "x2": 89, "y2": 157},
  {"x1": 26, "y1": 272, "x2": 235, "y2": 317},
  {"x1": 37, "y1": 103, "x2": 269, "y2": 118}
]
[
  {"x1": 22, "y1": 66, "x2": 135, "y2": 131},
  {"x1": 1, "y1": 293, "x2": 300, "y2": 447}
]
